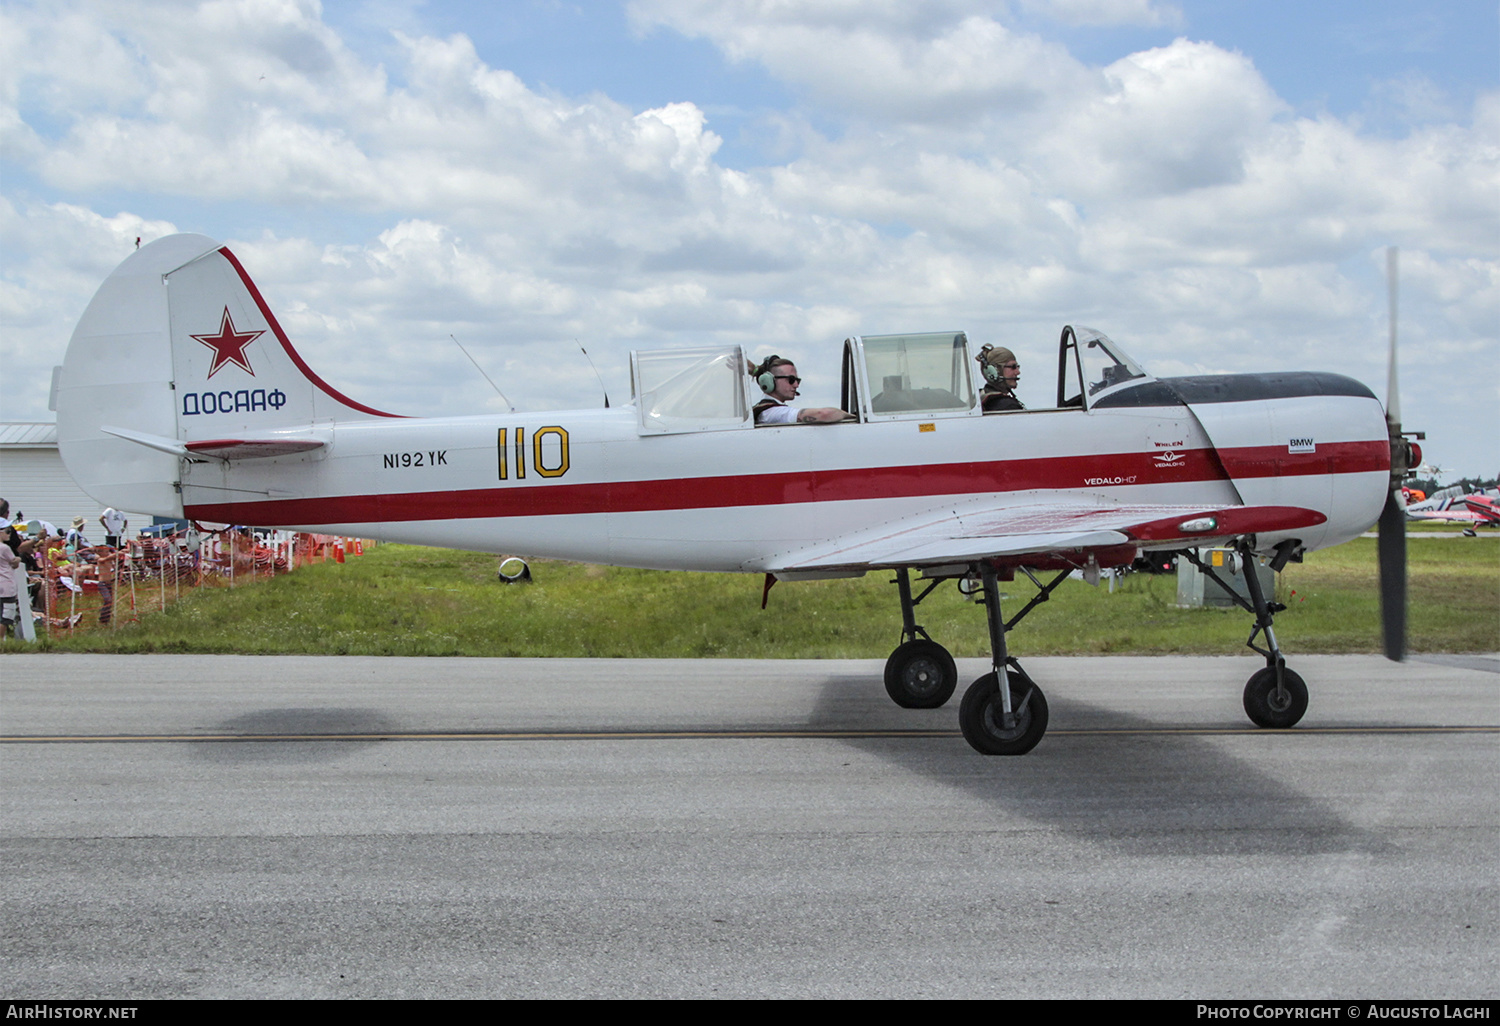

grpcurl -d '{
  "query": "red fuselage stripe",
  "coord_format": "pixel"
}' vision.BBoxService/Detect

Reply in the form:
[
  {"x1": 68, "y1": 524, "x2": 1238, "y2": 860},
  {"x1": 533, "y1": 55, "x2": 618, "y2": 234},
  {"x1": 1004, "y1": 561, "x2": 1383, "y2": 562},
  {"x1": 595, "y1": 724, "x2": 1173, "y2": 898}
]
[{"x1": 183, "y1": 441, "x2": 1389, "y2": 525}]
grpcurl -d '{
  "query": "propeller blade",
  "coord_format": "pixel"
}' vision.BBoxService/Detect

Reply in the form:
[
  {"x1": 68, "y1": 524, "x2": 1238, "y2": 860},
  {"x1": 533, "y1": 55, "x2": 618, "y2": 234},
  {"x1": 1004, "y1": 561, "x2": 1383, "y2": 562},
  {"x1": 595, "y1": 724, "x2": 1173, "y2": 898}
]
[
  {"x1": 1379, "y1": 245, "x2": 1407, "y2": 661},
  {"x1": 1386, "y1": 247, "x2": 1400, "y2": 425},
  {"x1": 1378, "y1": 488, "x2": 1407, "y2": 661}
]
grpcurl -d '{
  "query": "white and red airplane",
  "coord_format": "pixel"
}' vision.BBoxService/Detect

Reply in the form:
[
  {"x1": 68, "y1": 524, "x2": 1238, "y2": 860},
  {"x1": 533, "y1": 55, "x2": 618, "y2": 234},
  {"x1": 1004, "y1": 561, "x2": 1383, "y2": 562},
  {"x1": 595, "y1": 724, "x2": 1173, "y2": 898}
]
[
  {"x1": 1406, "y1": 491, "x2": 1499, "y2": 531},
  {"x1": 53, "y1": 234, "x2": 1421, "y2": 754}
]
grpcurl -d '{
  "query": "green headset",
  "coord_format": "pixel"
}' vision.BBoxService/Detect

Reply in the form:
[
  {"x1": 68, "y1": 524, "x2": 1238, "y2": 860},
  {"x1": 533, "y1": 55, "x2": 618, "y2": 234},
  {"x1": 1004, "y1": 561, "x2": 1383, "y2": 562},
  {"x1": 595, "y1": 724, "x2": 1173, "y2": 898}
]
[
  {"x1": 756, "y1": 356, "x2": 787, "y2": 394},
  {"x1": 976, "y1": 344, "x2": 1014, "y2": 385}
]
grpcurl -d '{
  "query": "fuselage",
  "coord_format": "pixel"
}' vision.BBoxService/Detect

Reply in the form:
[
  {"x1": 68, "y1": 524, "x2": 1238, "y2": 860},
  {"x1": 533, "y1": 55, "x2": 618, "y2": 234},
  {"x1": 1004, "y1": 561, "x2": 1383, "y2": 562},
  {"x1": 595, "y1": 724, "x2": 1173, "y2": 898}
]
[{"x1": 177, "y1": 379, "x2": 1391, "y2": 572}]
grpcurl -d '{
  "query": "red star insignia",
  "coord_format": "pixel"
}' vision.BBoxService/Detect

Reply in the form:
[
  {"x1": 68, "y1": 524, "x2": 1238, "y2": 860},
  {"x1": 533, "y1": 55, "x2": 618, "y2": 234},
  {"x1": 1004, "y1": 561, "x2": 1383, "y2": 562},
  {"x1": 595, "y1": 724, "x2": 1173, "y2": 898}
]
[{"x1": 191, "y1": 307, "x2": 264, "y2": 378}]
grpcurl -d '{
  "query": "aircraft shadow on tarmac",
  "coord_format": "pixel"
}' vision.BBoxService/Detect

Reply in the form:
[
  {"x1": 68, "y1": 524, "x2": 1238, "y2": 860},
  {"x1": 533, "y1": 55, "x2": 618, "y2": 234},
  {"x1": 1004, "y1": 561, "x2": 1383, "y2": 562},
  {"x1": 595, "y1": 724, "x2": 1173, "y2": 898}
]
[
  {"x1": 194, "y1": 707, "x2": 399, "y2": 764},
  {"x1": 188, "y1": 673, "x2": 1381, "y2": 859},
  {"x1": 807, "y1": 671, "x2": 1383, "y2": 860}
]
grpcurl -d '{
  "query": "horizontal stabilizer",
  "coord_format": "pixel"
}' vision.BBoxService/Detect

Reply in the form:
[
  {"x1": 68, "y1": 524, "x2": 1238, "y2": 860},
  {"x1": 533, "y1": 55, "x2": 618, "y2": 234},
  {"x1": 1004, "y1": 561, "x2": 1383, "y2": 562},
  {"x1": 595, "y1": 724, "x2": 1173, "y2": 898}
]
[
  {"x1": 99, "y1": 425, "x2": 189, "y2": 457},
  {"x1": 102, "y1": 425, "x2": 325, "y2": 461}
]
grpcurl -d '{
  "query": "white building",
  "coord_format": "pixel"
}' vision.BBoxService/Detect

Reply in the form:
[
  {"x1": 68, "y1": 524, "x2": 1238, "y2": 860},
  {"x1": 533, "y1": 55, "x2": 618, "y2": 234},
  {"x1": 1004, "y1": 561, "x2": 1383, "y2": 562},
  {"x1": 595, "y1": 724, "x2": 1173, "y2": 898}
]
[{"x1": 0, "y1": 422, "x2": 153, "y2": 535}]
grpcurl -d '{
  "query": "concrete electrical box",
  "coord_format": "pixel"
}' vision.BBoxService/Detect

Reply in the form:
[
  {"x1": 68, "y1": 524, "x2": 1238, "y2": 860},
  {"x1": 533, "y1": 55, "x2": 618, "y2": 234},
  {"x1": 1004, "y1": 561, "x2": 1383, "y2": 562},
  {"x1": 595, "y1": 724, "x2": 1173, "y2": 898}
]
[{"x1": 1176, "y1": 548, "x2": 1276, "y2": 608}]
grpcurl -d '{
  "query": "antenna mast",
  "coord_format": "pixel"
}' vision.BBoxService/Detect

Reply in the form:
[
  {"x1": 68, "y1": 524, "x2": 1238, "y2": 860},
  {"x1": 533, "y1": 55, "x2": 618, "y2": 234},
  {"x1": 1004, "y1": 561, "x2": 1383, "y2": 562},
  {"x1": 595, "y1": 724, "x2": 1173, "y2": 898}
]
[{"x1": 450, "y1": 334, "x2": 515, "y2": 413}]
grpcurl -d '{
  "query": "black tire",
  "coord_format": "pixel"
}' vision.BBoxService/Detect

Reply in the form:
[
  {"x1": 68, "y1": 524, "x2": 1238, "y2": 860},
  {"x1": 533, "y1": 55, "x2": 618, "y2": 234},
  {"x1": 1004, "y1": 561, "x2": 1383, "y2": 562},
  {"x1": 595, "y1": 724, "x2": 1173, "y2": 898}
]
[
  {"x1": 1242, "y1": 666, "x2": 1308, "y2": 729},
  {"x1": 959, "y1": 671, "x2": 1049, "y2": 755},
  {"x1": 884, "y1": 640, "x2": 958, "y2": 708}
]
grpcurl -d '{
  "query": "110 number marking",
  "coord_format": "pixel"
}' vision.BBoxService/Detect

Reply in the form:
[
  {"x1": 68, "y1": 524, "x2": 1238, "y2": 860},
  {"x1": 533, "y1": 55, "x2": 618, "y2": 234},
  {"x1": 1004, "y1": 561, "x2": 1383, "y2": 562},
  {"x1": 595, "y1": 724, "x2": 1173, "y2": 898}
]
[{"x1": 497, "y1": 426, "x2": 570, "y2": 480}]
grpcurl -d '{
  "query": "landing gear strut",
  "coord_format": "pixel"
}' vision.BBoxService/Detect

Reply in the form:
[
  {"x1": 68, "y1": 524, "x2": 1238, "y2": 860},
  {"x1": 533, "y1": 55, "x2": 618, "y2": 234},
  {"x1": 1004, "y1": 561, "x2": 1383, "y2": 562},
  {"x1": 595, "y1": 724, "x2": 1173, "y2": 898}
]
[
  {"x1": 885, "y1": 562, "x2": 1071, "y2": 754},
  {"x1": 1184, "y1": 540, "x2": 1308, "y2": 729},
  {"x1": 883, "y1": 569, "x2": 957, "y2": 707},
  {"x1": 957, "y1": 563, "x2": 1053, "y2": 755}
]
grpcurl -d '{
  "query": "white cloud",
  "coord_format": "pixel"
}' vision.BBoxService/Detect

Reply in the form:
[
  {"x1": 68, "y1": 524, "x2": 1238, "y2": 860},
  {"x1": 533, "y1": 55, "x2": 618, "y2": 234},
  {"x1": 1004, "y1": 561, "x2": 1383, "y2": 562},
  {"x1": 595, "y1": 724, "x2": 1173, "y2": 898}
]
[
  {"x1": 630, "y1": 1, "x2": 1089, "y2": 123},
  {"x1": 1023, "y1": 39, "x2": 1285, "y2": 204}
]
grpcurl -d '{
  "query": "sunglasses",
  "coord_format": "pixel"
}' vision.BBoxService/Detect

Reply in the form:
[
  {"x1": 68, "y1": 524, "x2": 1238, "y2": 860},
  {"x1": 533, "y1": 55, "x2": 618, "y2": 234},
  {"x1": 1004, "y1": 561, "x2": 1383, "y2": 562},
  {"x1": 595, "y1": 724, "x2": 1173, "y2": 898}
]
[{"x1": 774, "y1": 374, "x2": 802, "y2": 385}]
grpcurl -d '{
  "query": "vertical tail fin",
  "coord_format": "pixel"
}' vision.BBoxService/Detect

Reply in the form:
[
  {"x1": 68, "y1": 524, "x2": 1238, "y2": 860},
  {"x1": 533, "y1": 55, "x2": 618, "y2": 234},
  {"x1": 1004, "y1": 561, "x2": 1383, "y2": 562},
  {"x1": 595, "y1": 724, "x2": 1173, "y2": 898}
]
[{"x1": 57, "y1": 234, "x2": 399, "y2": 518}]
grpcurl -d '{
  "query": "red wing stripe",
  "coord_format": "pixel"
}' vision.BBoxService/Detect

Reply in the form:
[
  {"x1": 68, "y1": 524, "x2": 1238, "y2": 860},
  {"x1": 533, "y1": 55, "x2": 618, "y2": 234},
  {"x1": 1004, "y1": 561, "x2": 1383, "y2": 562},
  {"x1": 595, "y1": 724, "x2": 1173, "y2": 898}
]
[
  {"x1": 1126, "y1": 506, "x2": 1326, "y2": 541},
  {"x1": 184, "y1": 441, "x2": 1387, "y2": 526}
]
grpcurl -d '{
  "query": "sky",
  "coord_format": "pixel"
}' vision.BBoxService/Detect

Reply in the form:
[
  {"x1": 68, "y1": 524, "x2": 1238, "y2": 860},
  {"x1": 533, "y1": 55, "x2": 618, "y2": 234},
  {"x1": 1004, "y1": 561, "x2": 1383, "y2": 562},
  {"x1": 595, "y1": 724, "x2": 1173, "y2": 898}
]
[{"x1": 2, "y1": 0, "x2": 1496, "y2": 480}]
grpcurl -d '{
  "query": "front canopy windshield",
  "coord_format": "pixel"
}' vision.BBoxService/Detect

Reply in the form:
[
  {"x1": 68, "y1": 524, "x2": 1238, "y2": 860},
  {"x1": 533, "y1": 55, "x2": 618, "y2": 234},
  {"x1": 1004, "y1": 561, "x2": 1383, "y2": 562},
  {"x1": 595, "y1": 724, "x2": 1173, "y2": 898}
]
[
  {"x1": 1060, "y1": 326, "x2": 1151, "y2": 408},
  {"x1": 861, "y1": 331, "x2": 974, "y2": 415}
]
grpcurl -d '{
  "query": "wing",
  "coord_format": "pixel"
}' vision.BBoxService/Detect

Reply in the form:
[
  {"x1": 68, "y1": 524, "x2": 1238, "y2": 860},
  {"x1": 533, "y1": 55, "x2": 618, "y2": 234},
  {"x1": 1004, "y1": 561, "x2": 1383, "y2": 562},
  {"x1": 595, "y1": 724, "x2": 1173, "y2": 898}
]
[
  {"x1": 1407, "y1": 509, "x2": 1486, "y2": 523},
  {"x1": 1461, "y1": 497, "x2": 1499, "y2": 523},
  {"x1": 768, "y1": 499, "x2": 1328, "y2": 573}
]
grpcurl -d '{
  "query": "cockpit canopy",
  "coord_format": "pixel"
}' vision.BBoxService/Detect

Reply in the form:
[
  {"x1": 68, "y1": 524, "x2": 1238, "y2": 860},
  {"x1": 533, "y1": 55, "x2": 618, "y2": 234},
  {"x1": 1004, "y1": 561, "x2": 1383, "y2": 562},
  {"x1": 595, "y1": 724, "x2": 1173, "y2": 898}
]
[{"x1": 625, "y1": 325, "x2": 1155, "y2": 435}]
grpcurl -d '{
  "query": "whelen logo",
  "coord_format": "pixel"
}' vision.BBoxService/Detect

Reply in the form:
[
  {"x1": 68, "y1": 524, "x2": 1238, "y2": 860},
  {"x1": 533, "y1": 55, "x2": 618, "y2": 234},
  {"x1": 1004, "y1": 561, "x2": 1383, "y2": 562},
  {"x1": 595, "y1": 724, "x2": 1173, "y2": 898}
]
[{"x1": 1288, "y1": 437, "x2": 1316, "y2": 454}]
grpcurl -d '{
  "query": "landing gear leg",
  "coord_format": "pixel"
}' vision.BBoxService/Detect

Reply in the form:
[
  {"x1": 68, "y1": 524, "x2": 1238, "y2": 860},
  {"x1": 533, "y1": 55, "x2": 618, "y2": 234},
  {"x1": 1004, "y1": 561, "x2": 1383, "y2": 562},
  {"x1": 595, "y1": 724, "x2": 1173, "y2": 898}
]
[
  {"x1": 958, "y1": 563, "x2": 1049, "y2": 755},
  {"x1": 884, "y1": 568, "x2": 957, "y2": 708},
  {"x1": 1186, "y1": 542, "x2": 1308, "y2": 729}
]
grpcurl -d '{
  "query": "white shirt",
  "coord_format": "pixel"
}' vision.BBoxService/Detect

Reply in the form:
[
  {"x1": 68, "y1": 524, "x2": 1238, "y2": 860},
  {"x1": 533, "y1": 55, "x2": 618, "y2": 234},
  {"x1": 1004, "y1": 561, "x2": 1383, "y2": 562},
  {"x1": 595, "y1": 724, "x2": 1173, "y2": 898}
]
[{"x1": 755, "y1": 402, "x2": 799, "y2": 425}]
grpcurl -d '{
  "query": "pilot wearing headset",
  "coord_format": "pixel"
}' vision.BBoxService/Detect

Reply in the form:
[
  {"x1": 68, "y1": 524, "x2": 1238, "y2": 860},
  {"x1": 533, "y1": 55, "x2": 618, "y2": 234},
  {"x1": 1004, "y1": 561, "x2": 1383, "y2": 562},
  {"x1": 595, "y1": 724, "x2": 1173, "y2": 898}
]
[
  {"x1": 752, "y1": 356, "x2": 854, "y2": 425},
  {"x1": 976, "y1": 344, "x2": 1024, "y2": 412}
]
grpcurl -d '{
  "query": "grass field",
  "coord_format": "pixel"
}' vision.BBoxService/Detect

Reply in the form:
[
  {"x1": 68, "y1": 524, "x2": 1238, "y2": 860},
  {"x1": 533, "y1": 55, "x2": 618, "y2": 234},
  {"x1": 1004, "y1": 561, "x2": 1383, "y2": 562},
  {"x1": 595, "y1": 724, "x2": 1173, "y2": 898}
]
[{"x1": 7, "y1": 534, "x2": 1496, "y2": 657}]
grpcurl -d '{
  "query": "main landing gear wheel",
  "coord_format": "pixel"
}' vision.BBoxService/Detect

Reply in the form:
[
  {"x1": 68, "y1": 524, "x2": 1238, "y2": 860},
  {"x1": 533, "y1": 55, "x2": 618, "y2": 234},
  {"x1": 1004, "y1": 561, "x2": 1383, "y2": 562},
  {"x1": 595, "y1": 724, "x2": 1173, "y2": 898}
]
[
  {"x1": 959, "y1": 671, "x2": 1049, "y2": 756},
  {"x1": 883, "y1": 640, "x2": 958, "y2": 708},
  {"x1": 1242, "y1": 666, "x2": 1308, "y2": 729}
]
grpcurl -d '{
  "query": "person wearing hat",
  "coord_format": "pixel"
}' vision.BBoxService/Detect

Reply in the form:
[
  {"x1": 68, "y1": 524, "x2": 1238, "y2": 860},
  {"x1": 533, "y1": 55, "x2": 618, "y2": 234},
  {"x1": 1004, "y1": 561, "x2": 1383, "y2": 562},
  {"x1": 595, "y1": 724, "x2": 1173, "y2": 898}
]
[
  {"x1": 976, "y1": 344, "x2": 1024, "y2": 412},
  {"x1": 65, "y1": 516, "x2": 89, "y2": 553}
]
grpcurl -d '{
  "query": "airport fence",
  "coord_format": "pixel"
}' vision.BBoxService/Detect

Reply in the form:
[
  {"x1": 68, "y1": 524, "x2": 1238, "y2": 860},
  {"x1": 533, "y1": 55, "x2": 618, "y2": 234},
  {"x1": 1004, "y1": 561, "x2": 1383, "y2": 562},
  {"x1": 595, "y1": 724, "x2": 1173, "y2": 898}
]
[{"x1": 16, "y1": 529, "x2": 373, "y2": 639}]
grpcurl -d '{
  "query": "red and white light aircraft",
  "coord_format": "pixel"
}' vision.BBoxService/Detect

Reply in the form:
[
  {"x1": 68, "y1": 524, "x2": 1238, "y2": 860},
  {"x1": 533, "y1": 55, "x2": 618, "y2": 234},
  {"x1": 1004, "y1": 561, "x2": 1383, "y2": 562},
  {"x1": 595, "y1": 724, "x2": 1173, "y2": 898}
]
[
  {"x1": 1406, "y1": 491, "x2": 1499, "y2": 530},
  {"x1": 54, "y1": 234, "x2": 1421, "y2": 754}
]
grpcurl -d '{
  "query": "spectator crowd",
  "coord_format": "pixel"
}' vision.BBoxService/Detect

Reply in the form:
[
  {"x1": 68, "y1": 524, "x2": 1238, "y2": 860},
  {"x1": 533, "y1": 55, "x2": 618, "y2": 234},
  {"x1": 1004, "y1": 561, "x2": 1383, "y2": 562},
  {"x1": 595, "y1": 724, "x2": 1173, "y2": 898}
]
[{"x1": 1, "y1": 496, "x2": 363, "y2": 641}]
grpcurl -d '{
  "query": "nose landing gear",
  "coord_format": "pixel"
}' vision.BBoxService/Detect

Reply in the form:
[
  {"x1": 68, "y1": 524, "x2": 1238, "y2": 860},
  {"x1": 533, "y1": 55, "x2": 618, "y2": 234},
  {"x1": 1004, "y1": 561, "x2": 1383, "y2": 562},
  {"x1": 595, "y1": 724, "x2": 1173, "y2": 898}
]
[
  {"x1": 1242, "y1": 665, "x2": 1308, "y2": 729},
  {"x1": 1184, "y1": 540, "x2": 1309, "y2": 730}
]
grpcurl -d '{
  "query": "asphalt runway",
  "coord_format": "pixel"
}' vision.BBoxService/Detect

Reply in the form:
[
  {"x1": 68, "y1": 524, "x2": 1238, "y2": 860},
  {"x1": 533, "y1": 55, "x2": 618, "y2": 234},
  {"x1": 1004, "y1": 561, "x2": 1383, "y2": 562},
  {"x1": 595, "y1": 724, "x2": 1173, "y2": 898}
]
[{"x1": 2, "y1": 653, "x2": 1496, "y2": 999}]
